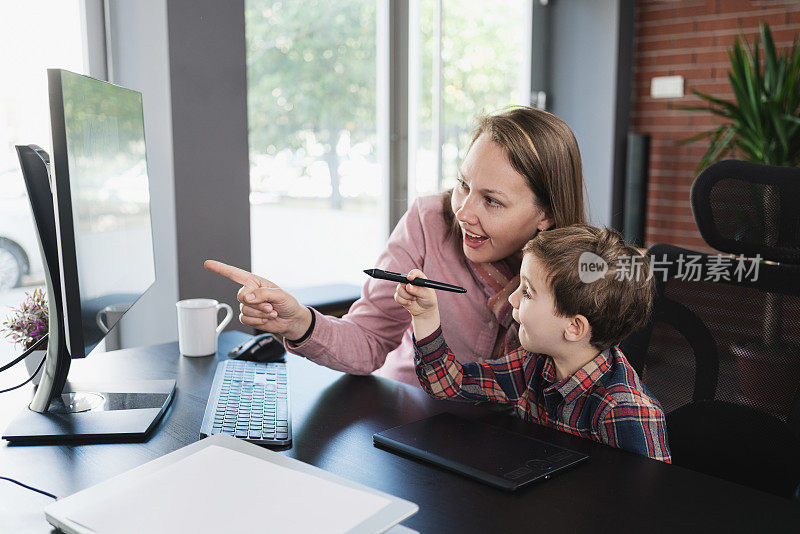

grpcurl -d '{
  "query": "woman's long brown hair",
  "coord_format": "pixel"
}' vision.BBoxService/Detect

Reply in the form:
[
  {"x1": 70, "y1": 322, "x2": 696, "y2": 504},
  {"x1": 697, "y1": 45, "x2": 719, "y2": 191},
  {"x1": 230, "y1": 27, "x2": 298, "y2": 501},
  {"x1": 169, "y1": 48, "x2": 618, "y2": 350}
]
[{"x1": 442, "y1": 106, "x2": 587, "y2": 245}]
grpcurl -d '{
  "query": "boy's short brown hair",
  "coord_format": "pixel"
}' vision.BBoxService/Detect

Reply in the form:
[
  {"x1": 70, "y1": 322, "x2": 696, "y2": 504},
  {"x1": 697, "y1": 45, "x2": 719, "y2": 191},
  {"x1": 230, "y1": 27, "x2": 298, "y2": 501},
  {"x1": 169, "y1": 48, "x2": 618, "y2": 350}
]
[{"x1": 522, "y1": 224, "x2": 654, "y2": 350}]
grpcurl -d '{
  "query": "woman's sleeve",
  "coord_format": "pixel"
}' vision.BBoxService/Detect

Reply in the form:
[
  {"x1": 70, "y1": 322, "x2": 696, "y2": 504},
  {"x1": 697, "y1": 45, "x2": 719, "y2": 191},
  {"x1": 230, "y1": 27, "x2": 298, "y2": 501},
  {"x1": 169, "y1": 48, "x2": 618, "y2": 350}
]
[{"x1": 283, "y1": 200, "x2": 426, "y2": 375}]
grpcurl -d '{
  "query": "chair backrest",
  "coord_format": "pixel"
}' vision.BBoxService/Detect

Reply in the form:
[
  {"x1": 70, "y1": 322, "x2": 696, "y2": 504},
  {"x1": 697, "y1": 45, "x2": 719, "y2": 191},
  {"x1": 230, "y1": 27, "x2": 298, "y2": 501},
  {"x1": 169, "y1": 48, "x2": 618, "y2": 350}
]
[
  {"x1": 619, "y1": 243, "x2": 800, "y2": 499},
  {"x1": 625, "y1": 243, "x2": 800, "y2": 417},
  {"x1": 621, "y1": 159, "x2": 800, "y2": 498},
  {"x1": 691, "y1": 159, "x2": 800, "y2": 264}
]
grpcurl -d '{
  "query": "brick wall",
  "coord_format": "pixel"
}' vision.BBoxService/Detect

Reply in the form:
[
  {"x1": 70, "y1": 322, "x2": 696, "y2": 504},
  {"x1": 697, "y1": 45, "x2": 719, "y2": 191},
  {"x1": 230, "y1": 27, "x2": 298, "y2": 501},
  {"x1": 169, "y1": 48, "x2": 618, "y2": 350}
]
[{"x1": 630, "y1": 0, "x2": 800, "y2": 252}]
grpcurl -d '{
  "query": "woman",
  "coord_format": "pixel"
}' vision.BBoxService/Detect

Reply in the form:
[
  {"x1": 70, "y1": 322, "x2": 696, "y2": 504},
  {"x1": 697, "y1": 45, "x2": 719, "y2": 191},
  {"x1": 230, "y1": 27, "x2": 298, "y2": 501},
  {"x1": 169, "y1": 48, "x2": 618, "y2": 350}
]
[{"x1": 206, "y1": 106, "x2": 586, "y2": 386}]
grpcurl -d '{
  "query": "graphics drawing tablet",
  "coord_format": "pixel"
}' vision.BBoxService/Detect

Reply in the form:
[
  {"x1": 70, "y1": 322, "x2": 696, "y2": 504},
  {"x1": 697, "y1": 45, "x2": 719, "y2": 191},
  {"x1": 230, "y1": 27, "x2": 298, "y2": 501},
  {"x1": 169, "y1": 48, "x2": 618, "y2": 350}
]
[{"x1": 373, "y1": 412, "x2": 588, "y2": 491}]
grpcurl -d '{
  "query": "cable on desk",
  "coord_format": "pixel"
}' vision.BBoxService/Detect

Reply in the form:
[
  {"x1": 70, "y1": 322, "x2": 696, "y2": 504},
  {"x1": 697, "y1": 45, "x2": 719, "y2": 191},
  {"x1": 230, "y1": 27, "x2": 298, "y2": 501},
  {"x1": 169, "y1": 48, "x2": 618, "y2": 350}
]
[
  {"x1": 0, "y1": 334, "x2": 48, "y2": 374},
  {"x1": 0, "y1": 349, "x2": 46, "y2": 394},
  {"x1": 0, "y1": 476, "x2": 58, "y2": 500},
  {"x1": 0, "y1": 339, "x2": 57, "y2": 499}
]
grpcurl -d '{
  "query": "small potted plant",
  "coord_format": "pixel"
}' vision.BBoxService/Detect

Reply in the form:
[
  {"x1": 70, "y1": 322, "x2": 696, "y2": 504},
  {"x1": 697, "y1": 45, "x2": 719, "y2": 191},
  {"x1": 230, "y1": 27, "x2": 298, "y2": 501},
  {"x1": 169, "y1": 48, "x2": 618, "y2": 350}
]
[{"x1": 2, "y1": 288, "x2": 48, "y2": 385}]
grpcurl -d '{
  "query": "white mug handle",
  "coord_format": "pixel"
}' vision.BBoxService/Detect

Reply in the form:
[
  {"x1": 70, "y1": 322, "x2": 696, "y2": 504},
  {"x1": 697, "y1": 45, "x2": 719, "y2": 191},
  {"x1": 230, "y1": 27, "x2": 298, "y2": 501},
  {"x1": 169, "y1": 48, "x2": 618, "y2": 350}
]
[
  {"x1": 96, "y1": 310, "x2": 109, "y2": 333},
  {"x1": 216, "y1": 302, "x2": 233, "y2": 335}
]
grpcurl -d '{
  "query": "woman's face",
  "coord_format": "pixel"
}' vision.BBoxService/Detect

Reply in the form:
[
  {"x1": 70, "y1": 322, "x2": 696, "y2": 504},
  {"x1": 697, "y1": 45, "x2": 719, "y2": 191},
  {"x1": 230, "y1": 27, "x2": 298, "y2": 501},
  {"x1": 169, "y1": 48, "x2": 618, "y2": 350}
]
[{"x1": 451, "y1": 134, "x2": 553, "y2": 264}]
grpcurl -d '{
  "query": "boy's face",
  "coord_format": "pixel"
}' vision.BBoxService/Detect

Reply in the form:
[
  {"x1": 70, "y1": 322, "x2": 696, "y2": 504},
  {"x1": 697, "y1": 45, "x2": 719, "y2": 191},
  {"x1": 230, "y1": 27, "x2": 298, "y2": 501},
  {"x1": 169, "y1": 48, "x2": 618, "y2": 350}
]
[{"x1": 508, "y1": 255, "x2": 570, "y2": 355}]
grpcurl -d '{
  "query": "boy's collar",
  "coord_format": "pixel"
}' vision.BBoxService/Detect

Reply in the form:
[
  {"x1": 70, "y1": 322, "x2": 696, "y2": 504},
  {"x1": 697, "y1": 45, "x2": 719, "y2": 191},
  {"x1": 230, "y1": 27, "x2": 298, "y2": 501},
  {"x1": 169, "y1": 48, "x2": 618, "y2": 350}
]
[{"x1": 542, "y1": 348, "x2": 614, "y2": 403}]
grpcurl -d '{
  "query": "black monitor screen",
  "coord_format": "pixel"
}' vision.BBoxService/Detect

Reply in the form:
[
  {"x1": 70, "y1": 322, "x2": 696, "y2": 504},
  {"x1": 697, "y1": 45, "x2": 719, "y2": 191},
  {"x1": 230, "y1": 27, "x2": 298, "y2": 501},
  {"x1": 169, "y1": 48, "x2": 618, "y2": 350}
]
[{"x1": 51, "y1": 69, "x2": 155, "y2": 356}]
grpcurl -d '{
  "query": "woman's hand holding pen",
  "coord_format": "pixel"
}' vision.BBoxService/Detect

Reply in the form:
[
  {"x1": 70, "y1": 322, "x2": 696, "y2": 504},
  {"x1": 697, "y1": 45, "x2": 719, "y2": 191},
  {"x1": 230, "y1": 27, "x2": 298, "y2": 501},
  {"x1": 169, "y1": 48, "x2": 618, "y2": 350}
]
[
  {"x1": 394, "y1": 269, "x2": 441, "y2": 340},
  {"x1": 203, "y1": 260, "x2": 313, "y2": 341}
]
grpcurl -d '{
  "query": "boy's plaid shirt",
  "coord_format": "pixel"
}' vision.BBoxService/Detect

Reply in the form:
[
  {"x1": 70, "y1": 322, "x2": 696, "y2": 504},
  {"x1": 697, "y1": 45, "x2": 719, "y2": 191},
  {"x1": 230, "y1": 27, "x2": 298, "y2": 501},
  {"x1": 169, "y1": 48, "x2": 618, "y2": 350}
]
[{"x1": 414, "y1": 327, "x2": 671, "y2": 463}]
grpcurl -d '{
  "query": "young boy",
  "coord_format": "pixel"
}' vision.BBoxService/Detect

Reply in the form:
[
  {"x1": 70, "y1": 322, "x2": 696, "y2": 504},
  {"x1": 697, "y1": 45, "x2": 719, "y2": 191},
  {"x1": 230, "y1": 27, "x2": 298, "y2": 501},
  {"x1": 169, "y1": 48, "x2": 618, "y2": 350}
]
[{"x1": 394, "y1": 224, "x2": 671, "y2": 463}]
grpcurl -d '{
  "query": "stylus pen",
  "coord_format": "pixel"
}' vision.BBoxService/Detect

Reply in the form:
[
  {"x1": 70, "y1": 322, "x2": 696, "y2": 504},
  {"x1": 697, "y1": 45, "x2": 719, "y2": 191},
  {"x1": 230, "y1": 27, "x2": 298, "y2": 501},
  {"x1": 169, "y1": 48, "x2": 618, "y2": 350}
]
[{"x1": 363, "y1": 269, "x2": 467, "y2": 293}]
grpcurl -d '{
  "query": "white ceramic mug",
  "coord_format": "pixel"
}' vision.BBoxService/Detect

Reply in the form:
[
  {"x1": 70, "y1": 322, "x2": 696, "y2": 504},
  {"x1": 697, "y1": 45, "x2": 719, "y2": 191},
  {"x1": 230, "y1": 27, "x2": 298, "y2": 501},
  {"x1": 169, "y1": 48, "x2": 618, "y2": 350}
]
[{"x1": 176, "y1": 298, "x2": 233, "y2": 357}]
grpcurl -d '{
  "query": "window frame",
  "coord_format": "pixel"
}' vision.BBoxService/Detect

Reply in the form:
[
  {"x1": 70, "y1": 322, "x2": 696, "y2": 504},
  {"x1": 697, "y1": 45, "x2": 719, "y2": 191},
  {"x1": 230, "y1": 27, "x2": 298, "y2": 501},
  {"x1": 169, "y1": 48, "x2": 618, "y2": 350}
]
[{"x1": 398, "y1": 0, "x2": 536, "y2": 231}]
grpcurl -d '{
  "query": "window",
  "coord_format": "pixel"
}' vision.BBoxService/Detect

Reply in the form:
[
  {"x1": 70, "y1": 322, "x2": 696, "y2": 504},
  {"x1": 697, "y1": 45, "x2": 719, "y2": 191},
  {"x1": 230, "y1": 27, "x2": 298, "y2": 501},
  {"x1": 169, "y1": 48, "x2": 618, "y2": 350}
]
[
  {"x1": 0, "y1": 1, "x2": 86, "y2": 355},
  {"x1": 410, "y1": 0, "x2": 532, "y2": 199},
  {"x1": 245, "y1": 1, "x2": 532, "y2": 288},
  {"x1": 246, "y1": 0, "x2": 383, "y2": 289}
]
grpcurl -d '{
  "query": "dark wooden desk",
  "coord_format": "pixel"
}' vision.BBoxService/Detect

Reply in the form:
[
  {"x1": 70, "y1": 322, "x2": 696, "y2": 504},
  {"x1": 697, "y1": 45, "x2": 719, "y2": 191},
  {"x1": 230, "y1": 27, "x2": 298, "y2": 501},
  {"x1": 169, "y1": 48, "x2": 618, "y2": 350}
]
[{"x1": 1, "y1": 331, "x2": 799, "y2": 533}]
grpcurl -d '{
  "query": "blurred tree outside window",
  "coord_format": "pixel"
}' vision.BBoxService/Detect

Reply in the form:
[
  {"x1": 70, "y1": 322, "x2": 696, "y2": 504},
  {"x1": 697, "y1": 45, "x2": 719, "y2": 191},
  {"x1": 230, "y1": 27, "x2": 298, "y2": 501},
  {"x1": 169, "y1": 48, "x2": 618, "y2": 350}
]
[
  {"x1": 245, "y1": 1, "x2": 532, "y2": 288},
  {"x1": 412, "y1": 0, "x2": 532, "y2": 198},
  {"x1": 246, "y1": 0, "x2": 381, "y2": 289}
]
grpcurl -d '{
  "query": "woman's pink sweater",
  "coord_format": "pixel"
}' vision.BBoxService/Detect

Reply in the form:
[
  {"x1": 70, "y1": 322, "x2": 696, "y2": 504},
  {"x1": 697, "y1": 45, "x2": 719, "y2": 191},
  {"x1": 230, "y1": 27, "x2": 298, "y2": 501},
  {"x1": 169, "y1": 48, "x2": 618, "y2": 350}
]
[{"x1": 285, "y1": 195, "x2": 506, "y2": 387}]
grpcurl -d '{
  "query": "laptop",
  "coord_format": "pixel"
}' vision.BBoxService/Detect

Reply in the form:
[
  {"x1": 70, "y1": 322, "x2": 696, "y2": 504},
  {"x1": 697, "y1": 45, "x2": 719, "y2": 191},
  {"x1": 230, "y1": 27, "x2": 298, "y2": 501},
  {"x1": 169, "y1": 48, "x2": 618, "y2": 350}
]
[{"x1": 373, "y1": 412, "x2": 588, "y2": 491}]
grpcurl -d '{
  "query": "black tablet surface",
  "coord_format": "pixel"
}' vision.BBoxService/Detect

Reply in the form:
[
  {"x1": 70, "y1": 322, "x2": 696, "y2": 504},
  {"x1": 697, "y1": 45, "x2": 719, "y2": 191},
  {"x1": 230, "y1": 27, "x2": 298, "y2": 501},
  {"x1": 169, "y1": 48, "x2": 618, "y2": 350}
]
[{"x1": 373, "y1": 412, "x2": 588, "y2": 491}]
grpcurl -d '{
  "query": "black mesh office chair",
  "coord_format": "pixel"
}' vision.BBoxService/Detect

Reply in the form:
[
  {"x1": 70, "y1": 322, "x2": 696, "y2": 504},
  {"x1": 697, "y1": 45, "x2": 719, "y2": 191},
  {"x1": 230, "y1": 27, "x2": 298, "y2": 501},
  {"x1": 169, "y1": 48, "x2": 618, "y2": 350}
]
[{"x1": 620, "y1": 160, "x2": 800, "y2": 500}]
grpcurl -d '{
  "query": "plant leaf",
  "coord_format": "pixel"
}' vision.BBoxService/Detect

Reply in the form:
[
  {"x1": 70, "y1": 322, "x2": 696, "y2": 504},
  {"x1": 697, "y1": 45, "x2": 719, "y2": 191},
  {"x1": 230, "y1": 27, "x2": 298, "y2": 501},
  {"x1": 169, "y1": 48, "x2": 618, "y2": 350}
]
[
  {"x1": 728, "y1": 43, "x2": 761, "y2": 136},
  {"x1": 708, "y1": 126, "x2": 737, "y2": 161},
  {"x1": 687, "y1": 90, "x2": 737, "y2": 116},
  {"x1": 676, "y1": 129, "x2": 717, "y2": 145},
  {"x1": 769, "y1": 103, "x2": 789, "y2": 154},
  {"x1": 753, "y1": 32, "x2": 761, "y2": 99},
  {"x1": 744, "y1": 45, "x2": 764, "y2": 135},
  {"x1": 762, "y1": 23, "x2": 779, "y2": 92},
  {"x1": 695, "y1": 127, "x2": 733, "y2": 171},
  {"x1": 735, "y1": 131, "x2": 764, "y2": 158},
  {"x1": 781, "y1": 39, "x2": 800, "y2": 110}
]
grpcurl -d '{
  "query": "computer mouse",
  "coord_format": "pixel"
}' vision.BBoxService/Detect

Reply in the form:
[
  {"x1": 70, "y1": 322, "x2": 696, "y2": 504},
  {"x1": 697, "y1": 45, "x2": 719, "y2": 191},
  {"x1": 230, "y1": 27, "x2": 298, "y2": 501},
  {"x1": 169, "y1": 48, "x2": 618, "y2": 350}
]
[{"x1": 228, "y1": 333, "x2": 286, "y2": 363}]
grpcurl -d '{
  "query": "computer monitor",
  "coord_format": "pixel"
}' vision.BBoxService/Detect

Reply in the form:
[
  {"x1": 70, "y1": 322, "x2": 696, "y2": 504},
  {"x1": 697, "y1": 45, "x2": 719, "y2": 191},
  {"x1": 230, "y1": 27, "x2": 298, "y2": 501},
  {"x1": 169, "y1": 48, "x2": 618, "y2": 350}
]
[
  {"x1": 53, "y1": 68, "x2": 156, "y2": 358},
  {"x1": 3, "y1": 69, "x2": 175, "y2": 444}
]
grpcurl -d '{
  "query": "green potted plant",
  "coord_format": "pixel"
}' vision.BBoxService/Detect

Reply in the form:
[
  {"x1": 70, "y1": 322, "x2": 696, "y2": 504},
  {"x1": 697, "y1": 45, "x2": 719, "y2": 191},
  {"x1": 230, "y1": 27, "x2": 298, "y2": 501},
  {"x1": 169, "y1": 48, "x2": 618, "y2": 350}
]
[
  {"x1": 675, "y1": 22, "x2": 800, "y2": 415},
  {"x1": 1, "y1": 288, "x2": 48, "y2": 385}
]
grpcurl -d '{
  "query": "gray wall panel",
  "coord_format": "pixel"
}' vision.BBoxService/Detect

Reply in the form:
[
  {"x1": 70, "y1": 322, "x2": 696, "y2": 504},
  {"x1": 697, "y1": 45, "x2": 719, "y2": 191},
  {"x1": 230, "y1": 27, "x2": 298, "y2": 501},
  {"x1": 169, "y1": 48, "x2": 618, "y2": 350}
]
[
  {"x1": 166, "y1": 0, "x2": 250, "y2": 315},
  {"x1": 549, "y1": 0, "x2": 621, "y2": 226}
]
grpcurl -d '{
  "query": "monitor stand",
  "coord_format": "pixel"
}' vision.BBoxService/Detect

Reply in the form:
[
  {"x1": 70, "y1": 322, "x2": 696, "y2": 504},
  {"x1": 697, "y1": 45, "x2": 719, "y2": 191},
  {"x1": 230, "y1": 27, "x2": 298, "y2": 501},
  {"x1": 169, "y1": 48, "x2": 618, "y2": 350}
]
[
  {"x1": 2, "y1": 378, "x2": 176, "y2": 444},
  {"x1": 3, "y1": 145, "x2": 175, "y2": 445}
]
